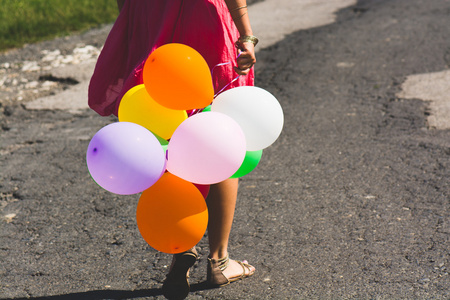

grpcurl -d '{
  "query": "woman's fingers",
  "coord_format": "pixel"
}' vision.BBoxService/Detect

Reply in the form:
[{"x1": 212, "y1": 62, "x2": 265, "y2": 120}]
[
  {"x1": 235, "y1": 42, "x2": 256, "y2": 75},
  {"x1": 234, "y1": 58, "x2": 254, "y2": 75},
  {"x1": 234, "y1": 66, "x2": 251, "y2": 75}
]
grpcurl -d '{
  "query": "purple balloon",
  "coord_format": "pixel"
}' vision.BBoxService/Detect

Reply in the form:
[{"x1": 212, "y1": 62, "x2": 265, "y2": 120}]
[{"x1": 86, "y1": 122, "x2": 166, "y2": 195}]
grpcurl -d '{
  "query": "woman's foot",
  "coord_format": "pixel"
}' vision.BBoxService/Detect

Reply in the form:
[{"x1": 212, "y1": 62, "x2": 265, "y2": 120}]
[
  {"x1": 222, "y1": 257, "x2": 255, "y2": 279},
  {"x1": 162, "y1": 248, "x2": 198, "y2": 299},
  {"x1": 207, "y1": 254, "x2": 255, "y2": 287}
]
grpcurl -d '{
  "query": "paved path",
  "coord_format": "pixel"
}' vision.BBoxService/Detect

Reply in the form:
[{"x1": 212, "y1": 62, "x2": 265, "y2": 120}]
[{"x1": 1, "y1": 1, "x2": 450, "y2": 299}]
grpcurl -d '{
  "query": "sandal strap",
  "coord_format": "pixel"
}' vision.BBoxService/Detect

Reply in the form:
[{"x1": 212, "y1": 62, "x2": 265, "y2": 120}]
[
  {"x1": 217, "y1": 254, "x2": 230, "y2": 271},
  {"x1": 162, "y1": 248, "x2": 198, "y2": 299},
  {"x1": 207, "y1": 256, "x2": 229, "y2": 286},
  {"x1": 207, "y1": 255, "x2": 255, "y2": 287},
  {"x1": 236, "y1": 260, "x2": 254, "y2": 278},
  {"x1": 175, "y1": 247, "x2": 198, "y2": 259}
]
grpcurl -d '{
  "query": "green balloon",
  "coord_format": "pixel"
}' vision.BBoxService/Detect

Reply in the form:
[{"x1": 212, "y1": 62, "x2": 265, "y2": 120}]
[
  {"x1": 201, "y1": 105, "x2": 212, "y2": 112},
  {"x1": 230, "y1": 149, "x2": 263, "y2": 178},
  {"x1": 152, "y1": 132, "x2": 168, "y2": 152}
]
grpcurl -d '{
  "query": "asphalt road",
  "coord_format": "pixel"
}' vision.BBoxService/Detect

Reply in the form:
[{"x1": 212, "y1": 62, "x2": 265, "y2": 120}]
[{"x1": 1, "y1": 0, "x2": 450, "y2": 299}]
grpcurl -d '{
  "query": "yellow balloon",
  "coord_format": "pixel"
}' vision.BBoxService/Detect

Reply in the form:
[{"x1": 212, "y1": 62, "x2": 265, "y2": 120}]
[{"x1": 118, "y1": 84, "x2": 187, "y2": 140}]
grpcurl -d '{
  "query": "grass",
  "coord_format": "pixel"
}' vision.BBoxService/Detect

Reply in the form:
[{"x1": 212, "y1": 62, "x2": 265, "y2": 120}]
[{"x1": 0, "y1": 0, "x2": 119, "y2": 52}]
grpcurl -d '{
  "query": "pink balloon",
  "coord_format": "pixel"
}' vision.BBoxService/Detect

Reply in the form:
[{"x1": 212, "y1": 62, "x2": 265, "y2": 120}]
[
  {"x1": 167, "y1": 112, "x2": 246, "y2": 184},
  {"x1": 86, "y1": 122, "x2": 166, "y2": 195}
]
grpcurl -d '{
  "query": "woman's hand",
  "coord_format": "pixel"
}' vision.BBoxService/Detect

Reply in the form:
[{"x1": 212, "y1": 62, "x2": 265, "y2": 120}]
[
  {"x1": 235, "y1": 41, "x2": 256, "y2": 76},
  {"x1": 225, "y1": 1, "x2": 256, "y2": 75}
]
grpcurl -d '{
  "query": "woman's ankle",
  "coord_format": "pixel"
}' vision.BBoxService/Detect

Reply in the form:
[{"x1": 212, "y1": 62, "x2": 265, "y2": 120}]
[{"x1": 208, "y1": 249, "x2": 228, "y2": 260}]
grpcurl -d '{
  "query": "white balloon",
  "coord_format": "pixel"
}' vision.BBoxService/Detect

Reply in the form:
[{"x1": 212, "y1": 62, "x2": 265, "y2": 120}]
[{"x1": 212, "y1": 86, "x2": 284, "y2": 151}]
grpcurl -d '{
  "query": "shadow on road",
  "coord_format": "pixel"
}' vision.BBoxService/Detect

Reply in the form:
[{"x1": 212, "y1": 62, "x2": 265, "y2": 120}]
[
  {"x1": 1, "y1": 288, "x2": 161, "y2": 300},
  {"x1": 1, "y1": 281, "x2": 214, "y2": 300}
]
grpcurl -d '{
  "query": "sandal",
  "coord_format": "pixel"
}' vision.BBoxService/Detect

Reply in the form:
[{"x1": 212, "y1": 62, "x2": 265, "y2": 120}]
[
  {"x1": 207, "y1": 254, "x2": 255, "y2": 287},
  {"x1": 162, "y1": 248, "x2": 198, "y2": 299}
]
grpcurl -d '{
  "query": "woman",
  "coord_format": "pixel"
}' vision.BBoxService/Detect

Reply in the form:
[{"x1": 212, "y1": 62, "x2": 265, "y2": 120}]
[{"x1": 88, "y1": 0, "x2": 258, "y2": 298}]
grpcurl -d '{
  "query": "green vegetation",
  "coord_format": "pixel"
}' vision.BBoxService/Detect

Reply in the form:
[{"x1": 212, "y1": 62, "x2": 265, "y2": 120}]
[{"x1": 0, "y1": 0, "x2": 119, "y2": 51}]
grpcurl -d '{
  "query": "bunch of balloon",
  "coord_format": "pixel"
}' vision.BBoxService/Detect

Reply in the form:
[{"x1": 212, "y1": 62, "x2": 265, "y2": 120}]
[
  {"x1": 86, "y1": 44, "x2": 216, "y2": 254},
  {"x1": 86, "y1": 43, "x2": 284, "y2": 255}
]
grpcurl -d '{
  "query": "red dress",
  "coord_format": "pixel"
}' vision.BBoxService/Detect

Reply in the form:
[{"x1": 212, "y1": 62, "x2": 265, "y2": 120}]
[{"x1": 88, "y1": 0, "x2": 254, "y2": 116}]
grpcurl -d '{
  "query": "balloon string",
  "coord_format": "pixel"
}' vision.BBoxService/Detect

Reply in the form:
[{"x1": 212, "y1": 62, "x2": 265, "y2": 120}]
[
  {"x1": 188, "y1": 53, "x2": 242, "y2": 117},
  {"x1": 212, "y1": 51, "x2": 242, "y2": 98},
  {"x1": 188, "y1": 108, "x2": 199, "y2": 117},
  {"x1": 211, "y1": 51, "x2": 241, "y2": 79},
  {"x1": 214, "y1": 75, "x2": 240, "y2": 98},
  {"x1": 211, "y1": 61, "x2": 232, "y2": 76}
]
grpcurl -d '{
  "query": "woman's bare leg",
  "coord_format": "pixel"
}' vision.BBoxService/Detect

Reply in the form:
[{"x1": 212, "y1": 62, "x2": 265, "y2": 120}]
[{"x1": 207, "y1": 178, "x2": 254, "y2": 277}]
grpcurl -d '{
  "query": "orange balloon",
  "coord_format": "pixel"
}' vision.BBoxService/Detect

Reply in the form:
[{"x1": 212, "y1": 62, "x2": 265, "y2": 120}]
[
  {"x1": 143, "y1": 43, "x2": 214, "y2": 110},
  {"x1": 136, "y1": 172, "x2": 208, "y2": 254}
]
